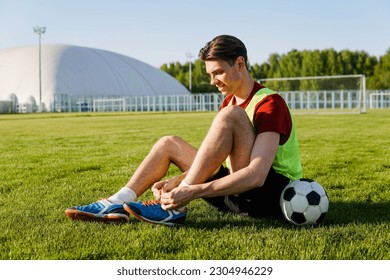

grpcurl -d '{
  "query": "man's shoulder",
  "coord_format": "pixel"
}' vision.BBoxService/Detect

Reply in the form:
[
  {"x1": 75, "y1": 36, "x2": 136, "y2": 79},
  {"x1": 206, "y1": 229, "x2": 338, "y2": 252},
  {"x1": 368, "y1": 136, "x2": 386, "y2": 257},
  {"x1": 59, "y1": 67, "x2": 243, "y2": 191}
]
[{"x1": 220, "y1": 94, "x2": 235, "y2": 109}]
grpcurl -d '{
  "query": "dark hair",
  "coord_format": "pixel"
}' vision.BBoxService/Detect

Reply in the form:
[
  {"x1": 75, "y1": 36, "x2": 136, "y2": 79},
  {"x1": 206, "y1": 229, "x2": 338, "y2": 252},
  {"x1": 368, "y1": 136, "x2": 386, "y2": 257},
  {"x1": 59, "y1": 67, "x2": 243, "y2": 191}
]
[{"x1": 198, "y1": 35, "x2": 248, "y2": 69}]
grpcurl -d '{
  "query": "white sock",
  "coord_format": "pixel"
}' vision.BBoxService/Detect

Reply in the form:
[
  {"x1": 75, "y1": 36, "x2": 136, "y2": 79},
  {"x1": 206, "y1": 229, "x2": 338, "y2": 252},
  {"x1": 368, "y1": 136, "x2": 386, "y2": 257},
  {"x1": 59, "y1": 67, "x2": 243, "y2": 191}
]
[
  {"x1": 108, "y1": 187, "x2": 137, "y2": 204},
  {"x1": 177, "y1": 180, "x2": 190, "y2": 211},
  {"x1": 179, "y1": 180, "x2": 190, "y2": 187}
]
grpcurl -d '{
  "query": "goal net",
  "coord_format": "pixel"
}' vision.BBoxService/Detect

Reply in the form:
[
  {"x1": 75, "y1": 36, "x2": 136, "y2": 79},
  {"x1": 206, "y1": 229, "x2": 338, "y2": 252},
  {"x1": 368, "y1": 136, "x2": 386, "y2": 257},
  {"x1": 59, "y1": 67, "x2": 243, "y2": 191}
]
[{"x1": 259, "y1": 75, "x2": 366, "y2": 113}]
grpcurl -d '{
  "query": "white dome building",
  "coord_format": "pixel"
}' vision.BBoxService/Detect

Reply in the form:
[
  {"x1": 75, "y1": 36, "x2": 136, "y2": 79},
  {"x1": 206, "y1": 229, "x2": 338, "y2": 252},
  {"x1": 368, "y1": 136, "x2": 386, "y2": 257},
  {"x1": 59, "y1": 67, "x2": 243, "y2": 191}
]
[
  {"x1": 0, "y1": 45, "x2": 190, "y2": 113},
  {"x1": 0, "y1": 93, "x2": 19, "y2": 113}
]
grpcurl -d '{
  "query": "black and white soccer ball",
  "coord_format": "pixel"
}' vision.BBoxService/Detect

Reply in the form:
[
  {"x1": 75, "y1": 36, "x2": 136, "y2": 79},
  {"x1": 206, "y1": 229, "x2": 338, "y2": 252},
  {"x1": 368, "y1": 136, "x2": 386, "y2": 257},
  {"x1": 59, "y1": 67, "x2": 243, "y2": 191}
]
[{"x1": 280, "y1": 178, "x2": 329, "y2": 225}]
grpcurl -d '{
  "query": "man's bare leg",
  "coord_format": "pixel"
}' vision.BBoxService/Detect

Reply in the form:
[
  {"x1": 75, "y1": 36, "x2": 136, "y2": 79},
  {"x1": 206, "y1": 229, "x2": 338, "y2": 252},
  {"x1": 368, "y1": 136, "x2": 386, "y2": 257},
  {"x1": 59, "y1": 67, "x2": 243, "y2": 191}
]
[
  {"x1": 65, "y1": 136, "x2": 198, "y2": 222},
  {"x1": 184, "y1": 106, "x2": 256, "y2": 185},
  {"x1": 123, "y1": 135, "x2": 197, "y2": 197}
]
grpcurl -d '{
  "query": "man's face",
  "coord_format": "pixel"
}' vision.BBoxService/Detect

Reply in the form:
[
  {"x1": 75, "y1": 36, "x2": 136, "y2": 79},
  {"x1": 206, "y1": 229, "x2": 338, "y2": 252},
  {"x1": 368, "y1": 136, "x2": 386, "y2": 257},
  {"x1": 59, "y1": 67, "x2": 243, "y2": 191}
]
[{"x1": 205, "y1": 58, "x2": 243, "y2": 96}]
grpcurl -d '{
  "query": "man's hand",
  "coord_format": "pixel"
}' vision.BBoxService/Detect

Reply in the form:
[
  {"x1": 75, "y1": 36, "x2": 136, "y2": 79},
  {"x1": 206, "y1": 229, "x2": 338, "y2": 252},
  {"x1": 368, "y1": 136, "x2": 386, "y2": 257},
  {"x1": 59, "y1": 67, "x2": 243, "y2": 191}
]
[
  {"x1": 152, "y1": 172, "x2": 187, "y2": 199},
  {"x1": 160, "y1": 184, "x2": 193, "y2": 210}
]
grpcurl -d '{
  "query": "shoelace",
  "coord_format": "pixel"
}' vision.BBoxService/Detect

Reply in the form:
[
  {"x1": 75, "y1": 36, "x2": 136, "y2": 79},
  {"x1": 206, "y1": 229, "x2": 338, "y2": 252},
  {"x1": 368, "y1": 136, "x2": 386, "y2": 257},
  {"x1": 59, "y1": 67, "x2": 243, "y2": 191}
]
[
  {"x1": 142, "y1": 199, "x2": 161, "y2": 206},
  {"x1": 141, "y1": 199, "x2": 187, "y2": 213}
]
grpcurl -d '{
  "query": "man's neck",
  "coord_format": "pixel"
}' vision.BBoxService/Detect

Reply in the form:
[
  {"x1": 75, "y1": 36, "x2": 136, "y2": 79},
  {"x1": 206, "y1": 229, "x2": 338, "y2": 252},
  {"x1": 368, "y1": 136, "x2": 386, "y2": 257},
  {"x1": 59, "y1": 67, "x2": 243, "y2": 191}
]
[{"x1": 234, "y1": 75, "x2": 255, "y2": 105}]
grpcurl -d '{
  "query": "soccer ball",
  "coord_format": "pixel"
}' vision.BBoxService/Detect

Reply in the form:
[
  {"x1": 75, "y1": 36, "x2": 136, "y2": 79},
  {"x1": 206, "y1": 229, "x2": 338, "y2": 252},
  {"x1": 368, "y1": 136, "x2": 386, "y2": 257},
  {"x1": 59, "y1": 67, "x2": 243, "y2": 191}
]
[{"x1": 280, "y1": 178, "x2": 329, "y2": 225}]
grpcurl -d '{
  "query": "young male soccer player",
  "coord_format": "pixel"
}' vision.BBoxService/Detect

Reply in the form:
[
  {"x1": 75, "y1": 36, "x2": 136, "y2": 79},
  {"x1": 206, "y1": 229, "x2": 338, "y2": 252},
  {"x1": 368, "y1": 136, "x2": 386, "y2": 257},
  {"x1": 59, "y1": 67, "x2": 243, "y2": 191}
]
[{"x1": 65, "y1": 35, "x2": 302, "y2": 225}]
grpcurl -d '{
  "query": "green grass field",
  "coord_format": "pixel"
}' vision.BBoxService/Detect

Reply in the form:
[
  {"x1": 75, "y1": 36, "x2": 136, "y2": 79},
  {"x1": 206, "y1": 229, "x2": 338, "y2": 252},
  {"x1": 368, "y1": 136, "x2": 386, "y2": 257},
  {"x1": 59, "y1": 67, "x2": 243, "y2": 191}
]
[{"x1": 0, "y1": 110, "x2": 389, "y2": 260}]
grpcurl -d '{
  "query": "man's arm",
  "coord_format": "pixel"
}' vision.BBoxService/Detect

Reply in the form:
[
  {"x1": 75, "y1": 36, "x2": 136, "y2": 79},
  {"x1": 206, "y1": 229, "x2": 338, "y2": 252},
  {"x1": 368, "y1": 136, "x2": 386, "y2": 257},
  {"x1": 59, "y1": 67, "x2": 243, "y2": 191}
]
[
  {"x1": 152, "y1": 171, "x2": 188, "y2": 199},
  {"x1": 160, "y1": 131, "x2": 280, "y2": 210}
]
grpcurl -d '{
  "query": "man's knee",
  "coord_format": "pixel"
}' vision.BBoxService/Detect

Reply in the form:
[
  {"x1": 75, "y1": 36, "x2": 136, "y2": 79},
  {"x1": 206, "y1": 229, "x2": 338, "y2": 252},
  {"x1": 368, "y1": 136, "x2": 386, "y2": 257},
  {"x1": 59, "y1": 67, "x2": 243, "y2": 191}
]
[
  {"x1": 217, "y1": 105, "x2": 251, "y2": 127},
  {"x1": 155, "y1": 135, "x2": 182, "y2": 148},
  {"x1": 220, "y1": 104, "x2": 245, "y2": 115}
]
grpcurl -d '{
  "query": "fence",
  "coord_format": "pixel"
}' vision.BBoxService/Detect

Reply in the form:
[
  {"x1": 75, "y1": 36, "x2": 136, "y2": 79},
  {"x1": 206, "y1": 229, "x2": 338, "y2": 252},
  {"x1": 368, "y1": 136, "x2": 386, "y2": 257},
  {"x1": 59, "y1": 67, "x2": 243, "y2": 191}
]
[
  {"x1": 66, "y1": 93, "x2": 224, "y2": 113},
  {"x1": 369, "y1": 91, "x2": 390, "y2": 109},
  {"x1": 4, "y1": 89, "x2": 388, "y2": 114},
  {"x1": 279, "y1": 90, "x2": 362, "y2": 112},
  {"x1": 53, "y1": 90, "x2": 361, "y2": 113}
]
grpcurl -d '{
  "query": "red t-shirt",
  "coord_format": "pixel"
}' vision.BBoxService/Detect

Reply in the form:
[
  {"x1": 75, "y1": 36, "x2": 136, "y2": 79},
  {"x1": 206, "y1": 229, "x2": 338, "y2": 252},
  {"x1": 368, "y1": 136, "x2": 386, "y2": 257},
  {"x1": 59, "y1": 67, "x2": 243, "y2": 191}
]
[{"x1": 220, "y1": 82, "x2": 292, "y2": 145}]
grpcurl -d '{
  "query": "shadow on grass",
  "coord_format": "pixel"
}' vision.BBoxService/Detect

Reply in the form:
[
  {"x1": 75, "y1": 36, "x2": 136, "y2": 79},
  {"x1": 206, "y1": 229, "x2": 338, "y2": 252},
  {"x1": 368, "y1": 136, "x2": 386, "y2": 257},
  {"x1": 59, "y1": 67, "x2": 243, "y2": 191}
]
[
  {"x1": 184, "y1": 201, "x2": 390, "y2": 230},
  {"x1": 62, "y1": 201, "x2": 390, "y2": 230},
  {"x1": 324, "y1": 201, "x2": 390, "y2": 225}
]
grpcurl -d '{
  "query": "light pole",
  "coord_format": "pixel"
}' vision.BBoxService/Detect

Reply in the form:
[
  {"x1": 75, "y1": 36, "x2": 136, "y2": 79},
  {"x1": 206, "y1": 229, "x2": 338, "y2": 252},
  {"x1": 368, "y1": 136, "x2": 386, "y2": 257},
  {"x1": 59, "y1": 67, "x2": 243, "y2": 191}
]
[
  {"x1": 33, "y1": 26, "x2": 46, "y2": 112},
  {"x1": 186, "y1": 52, "x2": 194, "y2": 92}
]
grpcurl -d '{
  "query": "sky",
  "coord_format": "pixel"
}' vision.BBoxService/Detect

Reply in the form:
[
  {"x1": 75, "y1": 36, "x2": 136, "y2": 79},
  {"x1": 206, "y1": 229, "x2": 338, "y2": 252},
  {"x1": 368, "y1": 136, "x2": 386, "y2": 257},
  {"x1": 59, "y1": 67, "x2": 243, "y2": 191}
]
[{"x1": 0, "y1": 0, "x2": 389, "y2": 68}]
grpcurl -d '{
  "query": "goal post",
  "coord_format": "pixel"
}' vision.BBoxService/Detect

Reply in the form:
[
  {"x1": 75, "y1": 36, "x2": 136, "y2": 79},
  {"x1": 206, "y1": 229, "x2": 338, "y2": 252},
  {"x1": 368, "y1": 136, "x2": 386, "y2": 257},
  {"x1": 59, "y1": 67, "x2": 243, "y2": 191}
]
[{"x1": 259, "y1": 75, "x2": 366, "y2": 113}]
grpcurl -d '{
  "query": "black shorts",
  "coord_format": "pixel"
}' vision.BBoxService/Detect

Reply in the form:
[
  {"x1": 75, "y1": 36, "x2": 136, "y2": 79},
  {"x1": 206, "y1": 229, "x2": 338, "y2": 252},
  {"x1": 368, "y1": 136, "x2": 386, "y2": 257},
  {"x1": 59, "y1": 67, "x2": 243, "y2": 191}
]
[{"x1": 203, "y1": 165, "x2": 290, "y2": 219}]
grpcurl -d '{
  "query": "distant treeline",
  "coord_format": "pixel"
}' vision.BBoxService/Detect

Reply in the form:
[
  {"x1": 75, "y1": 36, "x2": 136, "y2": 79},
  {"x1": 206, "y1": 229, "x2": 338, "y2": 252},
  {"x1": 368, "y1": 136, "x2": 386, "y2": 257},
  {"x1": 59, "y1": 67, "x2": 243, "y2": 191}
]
[{"x1": 160, "y1": 48, "x2": 390, "y2": 93}]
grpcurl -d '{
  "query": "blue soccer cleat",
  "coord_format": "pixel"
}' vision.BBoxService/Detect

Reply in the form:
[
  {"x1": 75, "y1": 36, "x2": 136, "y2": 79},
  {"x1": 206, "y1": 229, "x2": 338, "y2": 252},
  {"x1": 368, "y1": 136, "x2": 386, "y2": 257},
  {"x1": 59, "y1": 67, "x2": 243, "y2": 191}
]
[
  {"x1": 65, "y1": 199, "x2": 129, "y2": 223},
  {"x1": 123, "y1": 200, "x2": 186, "y2": 226}
]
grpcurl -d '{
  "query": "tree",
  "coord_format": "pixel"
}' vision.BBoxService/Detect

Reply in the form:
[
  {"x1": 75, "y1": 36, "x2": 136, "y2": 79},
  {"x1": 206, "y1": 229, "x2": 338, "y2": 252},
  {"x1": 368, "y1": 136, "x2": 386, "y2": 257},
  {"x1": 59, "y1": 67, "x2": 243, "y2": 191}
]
[
  {"x1": 368, "y1": 49, "x2": 390, "y2": 89},
  {"x1": 249, "y1": 63, "x2": 263, "y2": 80},
  {"x1": 278, "y1": 49, "x2": 303, "y2": 78},
  {"x1": 160, "y1": 59, "x2": 217, "y2": 93},
  {"x1": 267, "y1": 53, "x2": 281, "y2": 78},
  {"x1": 321, "y1": 49, "x2": 342, "y2": 76},
  {"x1": 160, "y1": 48, "x2": 385, "y2": 92},
  {"x1": 192, "y1": 59, "x2": 216, "y2": 93}
]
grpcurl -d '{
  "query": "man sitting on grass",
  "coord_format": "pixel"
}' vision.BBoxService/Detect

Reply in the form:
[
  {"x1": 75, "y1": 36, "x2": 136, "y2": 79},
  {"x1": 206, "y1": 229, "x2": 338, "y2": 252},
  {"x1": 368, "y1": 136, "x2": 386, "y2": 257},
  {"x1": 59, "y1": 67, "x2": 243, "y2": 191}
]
[{"x1": 65, "y1": 35, "x2": 302, "y2": 225}]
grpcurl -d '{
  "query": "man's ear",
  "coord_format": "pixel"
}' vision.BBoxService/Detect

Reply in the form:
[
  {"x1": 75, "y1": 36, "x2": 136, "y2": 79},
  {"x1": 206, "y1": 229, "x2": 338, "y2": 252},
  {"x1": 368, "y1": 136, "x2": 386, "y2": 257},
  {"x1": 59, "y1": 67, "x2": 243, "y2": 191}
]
[{"x1": 236, "y1": 56, "x2": 246, "y2": 70}]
